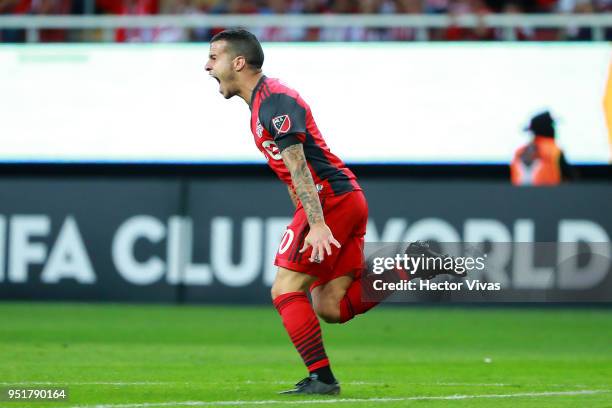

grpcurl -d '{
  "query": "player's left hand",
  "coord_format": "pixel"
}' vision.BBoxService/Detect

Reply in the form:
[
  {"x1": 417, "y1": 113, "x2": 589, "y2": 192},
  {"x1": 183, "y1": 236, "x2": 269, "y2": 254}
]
[{"x1": 300, "y1": 222, "x2": 341, "y2": 263}]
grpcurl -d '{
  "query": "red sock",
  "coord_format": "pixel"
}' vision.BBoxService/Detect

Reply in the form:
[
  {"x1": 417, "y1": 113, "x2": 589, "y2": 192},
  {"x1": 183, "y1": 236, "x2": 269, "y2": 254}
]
[
  {"x1": 273, "y1": 292, "x2": 330, "y2": 372},
  {"x1": 339, "y1": 267, "x2": 411, "y2": 323}
]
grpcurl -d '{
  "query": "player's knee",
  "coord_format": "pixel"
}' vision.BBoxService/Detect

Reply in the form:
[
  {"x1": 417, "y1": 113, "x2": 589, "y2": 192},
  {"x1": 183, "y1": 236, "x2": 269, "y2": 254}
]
[
  {"x1": 271, "y1": 268, "x2": 315, "y2": 300},
  {"x1": 318, "y1": 309, "x2": 341, "y2": 324},
  {"x1": 314, "y1": 302, "x2": 341, "y2": 324},
  {"x1": 271, "y1": 280, "x2": 301, "y2": 300},
  {"x1": 270, "y1": 283, "x2": 283, "y2": 300}
]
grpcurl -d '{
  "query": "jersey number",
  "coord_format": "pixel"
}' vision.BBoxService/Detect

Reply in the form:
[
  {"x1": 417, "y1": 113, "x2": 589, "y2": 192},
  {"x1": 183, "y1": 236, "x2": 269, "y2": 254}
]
[
  {"x1": 262, "y1": 140, "x2": 283, "y2": 161},
  {"x1": 278, "y1": 228, "x2": 294, "y2": 254}
]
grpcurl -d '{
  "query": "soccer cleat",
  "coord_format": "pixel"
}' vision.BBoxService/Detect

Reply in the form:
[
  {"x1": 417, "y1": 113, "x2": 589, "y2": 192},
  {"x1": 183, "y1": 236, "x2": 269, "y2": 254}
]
[
  {"x1": 405, "y1": 241, "x2": 467, "y2": 280},
  {"x1": 279, "y1": 374, "x2": 340, "y2": 395}
]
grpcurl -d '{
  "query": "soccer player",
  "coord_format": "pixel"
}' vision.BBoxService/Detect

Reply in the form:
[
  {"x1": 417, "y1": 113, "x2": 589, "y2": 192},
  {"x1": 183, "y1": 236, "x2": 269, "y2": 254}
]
[{"x1": 205, "y1": 29, "x2": 454, "y2": 395}]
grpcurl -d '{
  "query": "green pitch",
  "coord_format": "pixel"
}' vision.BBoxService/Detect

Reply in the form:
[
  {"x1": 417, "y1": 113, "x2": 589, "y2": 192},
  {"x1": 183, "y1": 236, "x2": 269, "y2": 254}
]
[{"x1": 0, "y1": 302, "x2": 611, "y2": 408}]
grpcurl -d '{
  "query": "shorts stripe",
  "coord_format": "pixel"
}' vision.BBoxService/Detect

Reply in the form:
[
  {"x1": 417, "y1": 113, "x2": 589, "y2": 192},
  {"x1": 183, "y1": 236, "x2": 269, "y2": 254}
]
[{"x1": 290, "y1": 225, "x2": 309, "y2": 262}]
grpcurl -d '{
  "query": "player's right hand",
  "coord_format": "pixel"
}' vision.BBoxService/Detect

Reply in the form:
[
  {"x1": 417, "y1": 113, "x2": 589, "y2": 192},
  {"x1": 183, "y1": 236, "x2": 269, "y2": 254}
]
[{"x1": 299, "y1": 222, "x2": 341, "y2": 263}]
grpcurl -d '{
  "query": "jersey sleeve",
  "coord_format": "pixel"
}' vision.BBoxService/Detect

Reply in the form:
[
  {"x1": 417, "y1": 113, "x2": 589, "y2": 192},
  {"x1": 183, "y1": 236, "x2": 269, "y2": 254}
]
[{"x1": 258, "y1": 93, "x2": 307, "y2": 151}]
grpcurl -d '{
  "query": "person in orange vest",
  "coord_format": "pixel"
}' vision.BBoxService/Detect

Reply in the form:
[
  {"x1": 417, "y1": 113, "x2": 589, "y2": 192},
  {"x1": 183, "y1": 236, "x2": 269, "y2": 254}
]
[{"x1": 511, "y1": 111, "x2": 575, "y2": 186}]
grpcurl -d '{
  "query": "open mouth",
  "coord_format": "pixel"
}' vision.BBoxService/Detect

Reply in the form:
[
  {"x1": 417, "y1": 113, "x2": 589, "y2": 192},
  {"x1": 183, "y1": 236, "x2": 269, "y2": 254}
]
[{"x1": 209, "y1": 74, "x2": 222, "y2": 94}]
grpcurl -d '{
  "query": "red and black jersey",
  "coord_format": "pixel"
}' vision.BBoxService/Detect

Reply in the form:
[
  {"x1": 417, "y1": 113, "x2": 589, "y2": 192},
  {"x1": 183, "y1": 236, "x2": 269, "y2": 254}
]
[{"x1": 249, "y1": 76, "x2": 361, "y2": 197}]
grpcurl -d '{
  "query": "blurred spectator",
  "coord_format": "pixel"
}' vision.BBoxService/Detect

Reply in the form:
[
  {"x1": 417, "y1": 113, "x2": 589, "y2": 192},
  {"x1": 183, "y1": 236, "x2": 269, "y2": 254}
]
[
  {"x1": 300, "y1": 0, "x2": 331, "y2": 41},
  {"x1": 0, "y1": 0, "x2": 609, "y2": 43},
  {"x1": 157, "y1": 0, "x2": 200, "y2": 42},
  {"x1": 425, "y1": 0, "x2": 450, "y2": 12},
  {"x1": 535, "y1": 0, "x2": 558, "y2": 11},
  {"x1": 0, "y1": 0, "x2": 29, "y2": 42},
  {"x1": 258, "y1": 0, "x2": 307, "y2": 41},
  {"x1": 333, "y1": 0, "x2": 387, "y2": 41},
  {"x1": 319, "y1": 0, "x2": 358, "y2": 41},
  {"x1": 443, "y1": 0, "x2": 495, "y2": 40},
  {"x1": 510, "y1": 111, "x2": 575, "y2": 186},
  {"x1": 96, "y1": 0, "x2": 159, "y2": 42},
  {"x1": 494, "y1": 1, "x2": 534, "y2": 40},
  {"x1": 33, "y1": 0, "x2": 72, "y2": 42},
  {"x1": 388, "y1": 0, "x2": 422, "y2": 41},
  {"x1": 208, "y1": 0, "x2": 259, "y2": 41},
  {"x1": 562, "y1": 0, "x2": 595, "y2": 40},
  {"x1": 0, "y1": 0, "x2": 73, "y2": 42}
]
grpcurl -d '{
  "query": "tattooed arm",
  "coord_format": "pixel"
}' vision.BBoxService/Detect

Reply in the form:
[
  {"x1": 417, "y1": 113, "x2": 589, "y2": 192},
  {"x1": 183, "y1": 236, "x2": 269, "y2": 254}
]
[
  {"x1": 281, "y1": 143, "x2": 340, "y2": 262},
  {"x1": 281, "y1": 144, "x2": 324, "y2": 225},
  {"x1": 287, "y1": 185, "x2": 299, "y2": 209}
]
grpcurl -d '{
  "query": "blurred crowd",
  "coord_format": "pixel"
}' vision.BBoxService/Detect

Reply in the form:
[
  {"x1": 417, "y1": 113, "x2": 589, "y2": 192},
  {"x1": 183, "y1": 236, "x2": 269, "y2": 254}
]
[{"x1": 0, "y1": 0, "x2": 609, "y2": 42}]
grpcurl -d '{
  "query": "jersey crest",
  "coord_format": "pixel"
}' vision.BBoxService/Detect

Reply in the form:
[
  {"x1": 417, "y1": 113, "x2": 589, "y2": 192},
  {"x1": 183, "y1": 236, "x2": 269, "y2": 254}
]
[{"x1": 272, "y1": 115, "x2": 291, "y2": 134}]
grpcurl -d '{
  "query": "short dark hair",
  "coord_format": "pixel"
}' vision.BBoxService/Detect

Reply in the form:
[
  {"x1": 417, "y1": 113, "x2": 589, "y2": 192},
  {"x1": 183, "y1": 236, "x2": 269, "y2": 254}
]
[{"x1": 211, "y1": 29, "x2": 264, "y2": 70}]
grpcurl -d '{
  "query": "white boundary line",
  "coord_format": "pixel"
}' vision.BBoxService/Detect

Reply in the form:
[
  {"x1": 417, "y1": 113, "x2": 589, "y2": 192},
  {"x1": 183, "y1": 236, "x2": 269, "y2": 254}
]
[
  {"x1": 0, "y1": 381, "x2": 593, "y2": 387},
  {"x1": 70, "y1": 390, "x2": 609, "y2": 408},
  {"x1": 0, "y1": 382, "x2": 168, "y2": 386}
]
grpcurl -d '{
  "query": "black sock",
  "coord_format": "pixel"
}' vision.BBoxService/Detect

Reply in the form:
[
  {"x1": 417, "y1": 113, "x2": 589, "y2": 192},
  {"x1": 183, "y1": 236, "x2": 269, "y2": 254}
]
[{"x1": 311, "y1": 366, "x2": 336, "y2": 384}]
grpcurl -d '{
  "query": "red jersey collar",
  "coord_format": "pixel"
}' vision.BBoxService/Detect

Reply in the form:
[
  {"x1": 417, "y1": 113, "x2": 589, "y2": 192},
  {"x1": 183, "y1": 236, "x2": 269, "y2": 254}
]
[{"x1": 249, "y1": 75, "x2": 267, "y2": 111}]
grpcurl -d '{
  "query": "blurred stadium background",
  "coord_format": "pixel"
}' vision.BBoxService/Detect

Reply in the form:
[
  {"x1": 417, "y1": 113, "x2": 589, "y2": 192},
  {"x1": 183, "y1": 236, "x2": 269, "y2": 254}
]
[{"x1": 0, "y1": 1, "x2": 611, "y2": 407}]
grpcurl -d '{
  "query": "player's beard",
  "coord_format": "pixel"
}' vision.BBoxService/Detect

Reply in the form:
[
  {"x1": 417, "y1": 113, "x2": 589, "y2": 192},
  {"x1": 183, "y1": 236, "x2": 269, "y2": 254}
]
[{"x1": 221, "y1": 72, "x2": 238, "y2": 99}]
